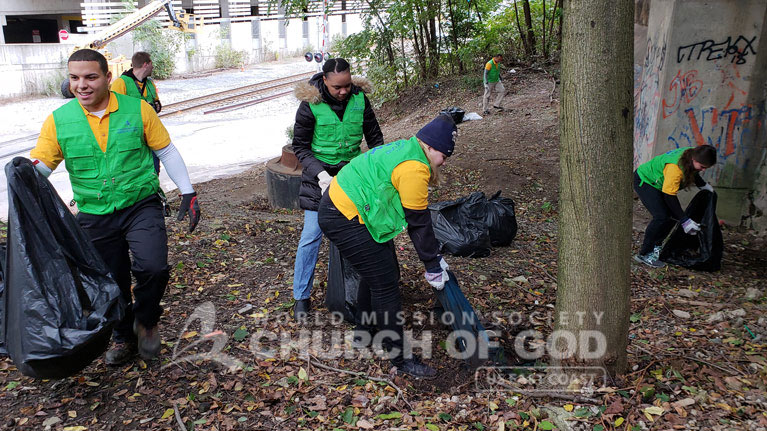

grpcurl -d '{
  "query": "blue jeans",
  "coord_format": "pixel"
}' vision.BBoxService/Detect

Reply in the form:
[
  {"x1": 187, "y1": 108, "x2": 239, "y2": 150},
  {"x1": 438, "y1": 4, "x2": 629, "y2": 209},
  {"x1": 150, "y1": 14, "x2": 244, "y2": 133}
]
[{"x1": 293, "y1": 210, "x2": 323, "y2": 300}]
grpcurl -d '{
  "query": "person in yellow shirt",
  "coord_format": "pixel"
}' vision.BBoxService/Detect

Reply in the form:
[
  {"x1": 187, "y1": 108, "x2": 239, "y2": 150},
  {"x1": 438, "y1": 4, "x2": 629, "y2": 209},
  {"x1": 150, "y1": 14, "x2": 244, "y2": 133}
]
[
  {"x1": 111, "y1": 51, "x2": 163, "y2": 174},
  {"x1": 482, "y1": 54, "x2": 505, "y2": 114},
  {"x1": 317, "y1": 114, "x2": 457, "y2": 379},
  {"x1": 30, "y1": 49, "x2": 201, "y2": 365},
  {"x1": 633, "y1": 145, "x2": 717, "y2": 267}
]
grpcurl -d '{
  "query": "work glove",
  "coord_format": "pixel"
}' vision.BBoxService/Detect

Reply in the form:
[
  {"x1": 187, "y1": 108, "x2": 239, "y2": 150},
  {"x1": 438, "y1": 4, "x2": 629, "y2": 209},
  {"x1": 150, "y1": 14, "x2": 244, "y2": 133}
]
[
  {"x1": 424, "y1": 257, "x2": 449, "y2": 290},
  {"x1": 699, "y1": 183, "x2": 714, "y2": 193},
  {"x1": 681, "y1": 218, "x2": 701, "y2": 235},
  {"x1": 317, "y1": 170, "x2": 332, "y2": 194},
  {"x1": 177, "y1": 192, "x2": 201, "y2": 232}
]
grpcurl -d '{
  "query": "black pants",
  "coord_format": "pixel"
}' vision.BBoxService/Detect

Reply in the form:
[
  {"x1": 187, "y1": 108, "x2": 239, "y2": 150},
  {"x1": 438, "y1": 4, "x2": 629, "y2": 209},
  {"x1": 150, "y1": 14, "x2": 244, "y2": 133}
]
[
  {"x1": 317, "y1": 193, "x2": 406, "y2": 364},
  {"x1": 634, "y1": 171, "x2": 676, "y2": 255},
  {"x1": 77, "y1": 195, "x2": 170, "y2": 343}
]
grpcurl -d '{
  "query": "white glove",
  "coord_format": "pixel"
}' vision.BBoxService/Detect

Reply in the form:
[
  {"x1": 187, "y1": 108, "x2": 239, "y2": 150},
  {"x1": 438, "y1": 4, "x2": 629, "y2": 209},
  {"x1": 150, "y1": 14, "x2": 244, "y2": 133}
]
[
  {"x1": 317, "y1": 171, "x2": 332, "y2": 194},
  {"x1": 439, "y1": 257, "x2": 449, "y2": 271},
  {"x1": 424, "y1": 269, "x2": 449, "y2": 290},
  {"x1": 699, "y1": 183, "x2": 714, "y2": 193},
  {"x1": 681, "y1": 218, "x2": 701, "y2": 235}
]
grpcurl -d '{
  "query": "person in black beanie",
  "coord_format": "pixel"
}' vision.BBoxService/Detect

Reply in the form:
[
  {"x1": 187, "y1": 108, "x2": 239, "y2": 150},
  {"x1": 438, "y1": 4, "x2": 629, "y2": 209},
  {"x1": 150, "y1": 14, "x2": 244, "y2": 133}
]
[{"x1": 317, "y1": 114, "x2": 457, "y2": 378}]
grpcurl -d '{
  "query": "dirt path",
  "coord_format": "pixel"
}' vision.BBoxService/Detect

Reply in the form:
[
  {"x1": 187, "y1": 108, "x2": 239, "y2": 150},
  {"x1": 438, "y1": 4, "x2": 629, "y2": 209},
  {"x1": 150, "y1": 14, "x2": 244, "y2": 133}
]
[{"x1": 1, "y1": 70, "x2": 765, "y2": 430}]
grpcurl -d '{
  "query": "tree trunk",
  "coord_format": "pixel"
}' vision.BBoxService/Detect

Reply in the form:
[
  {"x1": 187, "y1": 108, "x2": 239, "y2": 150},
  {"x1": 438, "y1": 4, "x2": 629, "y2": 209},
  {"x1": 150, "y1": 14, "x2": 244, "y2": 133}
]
[
  {"x1": 554, "y1": 0, "x2": 633, "y2": 380},
  {"x1": 513, "y1": 0, "x2": 530, "y2": 56},
  {"x1": 547, "y1": 0, "x2": 561, "y2": 56},
  {"x1": 522, "y1": 0, "x2": 536, "y2": 56},
  {"x1": 542, "y1": 0, "x2": 547, "y2": 59}
]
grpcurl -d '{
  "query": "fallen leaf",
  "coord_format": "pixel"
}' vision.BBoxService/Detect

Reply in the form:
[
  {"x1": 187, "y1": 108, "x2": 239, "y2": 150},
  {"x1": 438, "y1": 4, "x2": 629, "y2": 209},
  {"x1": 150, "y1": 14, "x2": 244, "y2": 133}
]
[
  {"x1": 563, "y1": 404, "x2": 574, "y2": 412},
  {"x1": 356, "y1": 419, "x2": 374, "y2": 429},
  {"x1": 161, "y1": 408, "x2": 175, "y2": 420}
]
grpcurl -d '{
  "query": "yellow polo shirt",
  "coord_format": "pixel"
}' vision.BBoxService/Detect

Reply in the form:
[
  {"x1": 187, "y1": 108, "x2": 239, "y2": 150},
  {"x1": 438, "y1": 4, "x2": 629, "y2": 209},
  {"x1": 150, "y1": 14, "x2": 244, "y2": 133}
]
[
  {"x1": 31, "y1": 92, "x2": 171, "y2": 170},
  {"x1": 110, "y1": 77, "x2": 158, "y2": 100},
  {"x1": 661, "y1": 164, "x2": 685, "y2": 195},
  {"x1": 329, "y1": 160, "x2": 431, "y2": 223}
]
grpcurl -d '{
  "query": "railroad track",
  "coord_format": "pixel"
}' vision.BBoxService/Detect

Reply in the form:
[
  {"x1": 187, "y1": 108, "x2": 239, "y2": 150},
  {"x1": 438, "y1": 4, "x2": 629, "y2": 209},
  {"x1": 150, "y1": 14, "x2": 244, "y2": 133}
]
[{"x1": 159, "y1": 71, "x2": 313, "y2": 118}]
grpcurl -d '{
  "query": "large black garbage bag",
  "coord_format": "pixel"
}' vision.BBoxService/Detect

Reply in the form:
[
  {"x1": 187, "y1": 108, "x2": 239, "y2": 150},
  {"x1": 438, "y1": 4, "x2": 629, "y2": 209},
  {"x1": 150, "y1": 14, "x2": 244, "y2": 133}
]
[
  {"x1": 326, "y1": 241, "x2": 398, "y2": 324},
  {"x1": 660, "y1": 190, "x2": 723, "y2": 272},
  {"x1": 2, "y1": 157, "x2": 123, "y2": 378},
  {"x1": 0, "y1": 244, "x2": 6, "y2": 356},
  {"x1": 430, "y1": 192, "x2": 492, "y2": 257},
  {"x1": 485, "y1": 191, "x2": 517, "y2": 246},
  {"x1": 439, "y1": 107, "x2": 466, "y2": 124},
  {"x1": 326, "y1": 242, "x2": 361, "y2": 323}
]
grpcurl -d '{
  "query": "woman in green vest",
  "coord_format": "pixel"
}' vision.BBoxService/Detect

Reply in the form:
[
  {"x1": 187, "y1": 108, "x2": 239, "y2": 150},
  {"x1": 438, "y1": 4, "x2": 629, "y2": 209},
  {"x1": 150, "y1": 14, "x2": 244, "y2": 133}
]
[
  {"x1": 317, "y1": 115, "x2": 457, "y2": 378},
  {"x1": 633, "y1": 145, "x2": 717, "y2": 267}
]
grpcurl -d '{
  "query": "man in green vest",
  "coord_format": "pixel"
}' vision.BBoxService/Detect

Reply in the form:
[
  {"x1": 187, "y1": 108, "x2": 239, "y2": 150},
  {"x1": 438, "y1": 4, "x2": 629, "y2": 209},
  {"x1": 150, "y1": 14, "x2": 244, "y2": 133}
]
[
  {"x1": 482, "y1": 54, "x2": 506, "y2": 115},
  {"x1": 291, "y1": 58, "x2": 384, "y2": 321},
  {"x1": 111, "y1": 51, "x2": 162, "y2": 174},
  {"x1": 30, "y1": 49, "x2": 201, "y2": 365}
]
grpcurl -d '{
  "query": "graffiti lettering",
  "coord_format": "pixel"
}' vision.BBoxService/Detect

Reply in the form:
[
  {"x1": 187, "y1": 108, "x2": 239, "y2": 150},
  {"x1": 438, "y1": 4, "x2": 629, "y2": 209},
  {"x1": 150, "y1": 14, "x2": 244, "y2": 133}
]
[
  {"x1": 676, "y1": 35, "x2": 758, "y2": 65},
  {"x1": 662, "y1": 69, "x2": 703, "y2": 118},
  {"x1": 668, "y1": 104, "x2": 756, "y2": 161}
]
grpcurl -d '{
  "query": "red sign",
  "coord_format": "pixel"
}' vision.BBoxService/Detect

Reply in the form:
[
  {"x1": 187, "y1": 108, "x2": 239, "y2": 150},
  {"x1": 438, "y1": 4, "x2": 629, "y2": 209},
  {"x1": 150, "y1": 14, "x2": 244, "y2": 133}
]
[{"x1": 59, "y1": 29, "x2": 69, "y2": 41}]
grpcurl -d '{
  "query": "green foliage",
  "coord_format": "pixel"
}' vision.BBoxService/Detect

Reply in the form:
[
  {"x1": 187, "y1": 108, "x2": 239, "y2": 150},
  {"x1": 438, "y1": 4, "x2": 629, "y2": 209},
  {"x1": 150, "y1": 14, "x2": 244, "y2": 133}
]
[
  {"x1": 214, "y1": 45, "x2": 247, "y2": 69},
  {"x1": 40, "y1": 67, "x2": 69, "y2": 97},
  {"x1": 115, "y1": 0, "x2": 188, "y2": 79}
]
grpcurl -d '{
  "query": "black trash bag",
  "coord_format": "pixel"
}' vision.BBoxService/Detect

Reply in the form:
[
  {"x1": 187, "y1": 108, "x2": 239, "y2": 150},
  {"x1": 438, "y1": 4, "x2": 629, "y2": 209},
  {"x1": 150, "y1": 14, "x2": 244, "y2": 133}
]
[
  {"x1": 439, "y1": 107, "x2": 465, "y2": 124},
  {"x1": 0, "y1": 244, "x2": 6, "y2": 356},
  {"x1": 326, "y1": 241, "x2": 362, "y2": 323},
  {"x1": 430, "y1": 192, "x2": 492, "y2": 258},
  {"x1": 433, "y1": 270, "x2": 503, "y2": 367},
  {"x1": 2, "y1": 157, "x2": 123, "y2": 379},
  {"x1": 659, "y1": 190, "x2": 723, "y2": 272},
  {"x1": 485, "y1": 191, "x2": 518, "y2": 246},
  {"x1": 326, "y1": 241, "x2": 399, "y2": 324}
]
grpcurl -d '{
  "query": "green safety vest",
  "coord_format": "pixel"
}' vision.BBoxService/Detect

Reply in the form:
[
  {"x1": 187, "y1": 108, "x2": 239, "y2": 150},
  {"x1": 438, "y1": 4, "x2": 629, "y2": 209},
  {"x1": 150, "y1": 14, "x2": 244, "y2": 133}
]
[
  {"x1": 486, "y1": 60, "x2": 500, "y2": 83},
  {"x1": 119, "y1": 74, "x2": 158, "y2": 104},
  {"x1": 636, "y1": 147, "x2": 690, "y2": 191},
  {"x1": 53, "y1": 92, "x2": 160, "y2": 215},
  {"x1": 308, "y1": 92, "x2": 365, "y2": 165},
  {"x1": 336, "y1": 136, "x2": 430, "y2": 243}
]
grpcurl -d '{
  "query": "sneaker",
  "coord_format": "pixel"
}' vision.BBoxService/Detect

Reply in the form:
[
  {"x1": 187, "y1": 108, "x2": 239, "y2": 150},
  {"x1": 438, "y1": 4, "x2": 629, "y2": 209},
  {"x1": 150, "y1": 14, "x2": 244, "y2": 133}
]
[
  {"x1": 395, "y1": 357, "x2": 437, "y2": 379},
  {"x1": 633, "y1": 250, "x2": 666, "y2": 268},
  {"x1": 483, "y1": 110, "x2": 491, "y2": 115},
  {"x1": 105, "y1": 341, "x2": 137, "y2": 365},
  {"x1": 133, "y1": 321, "x2": 161, "y2": 360}
]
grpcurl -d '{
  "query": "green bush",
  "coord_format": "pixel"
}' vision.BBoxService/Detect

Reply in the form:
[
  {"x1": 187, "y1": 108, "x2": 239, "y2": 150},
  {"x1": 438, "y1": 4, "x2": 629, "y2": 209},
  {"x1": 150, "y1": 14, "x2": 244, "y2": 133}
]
[
  {"x1": 40, "y1": 68, "x2": 69, "y2": 97},
  {"x1": 214, "y1": 45, "x2": 247, "y2": 69}
]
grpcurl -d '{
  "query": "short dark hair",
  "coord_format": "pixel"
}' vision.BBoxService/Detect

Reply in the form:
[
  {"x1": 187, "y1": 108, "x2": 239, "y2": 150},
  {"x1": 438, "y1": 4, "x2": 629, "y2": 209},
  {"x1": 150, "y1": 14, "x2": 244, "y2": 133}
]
[
  {"x1": 494, "y1": 54, "x2": 503, "y2": 58},
  {"x1": 131, "y1": 51, "x2": 152, "y2": 68},
  {"x1": 69, "y1": 49, "x2": 108, "y2": 74},
  {"x1": 322, "y1": 58, "x2": 350, "y2": 76}
]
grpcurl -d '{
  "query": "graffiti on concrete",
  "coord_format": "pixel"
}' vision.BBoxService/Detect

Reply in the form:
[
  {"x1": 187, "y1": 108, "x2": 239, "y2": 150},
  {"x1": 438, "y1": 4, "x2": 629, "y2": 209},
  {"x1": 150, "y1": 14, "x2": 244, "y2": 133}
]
[
  {"x1": 676, "y1": 35, "x2": 757, "y2": 65},
  {"x1": 634, "y1": 35, "x2": 667, "y2": 167},
  {"x1": 668, "y1": 102, "x2": 762, "y2": 167},
  {"x1": 662, "y1": 69, "x2": 703, "y2": 119}
]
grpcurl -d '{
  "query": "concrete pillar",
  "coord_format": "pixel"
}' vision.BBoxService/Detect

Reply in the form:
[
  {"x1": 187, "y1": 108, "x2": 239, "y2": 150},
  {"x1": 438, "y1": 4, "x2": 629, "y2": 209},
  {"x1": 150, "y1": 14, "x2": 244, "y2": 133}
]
[
  {"x1": 251, "y1": 18, "x2": 262, "y2": 61},
  {"x1": 0, "y1": 15, "x2": 6, "y2": 45},
  {"x1": 219, "y1": 0, "x2": 231, "y2": 45},
  {"x1": 278, "y1": 4, "x2": 287, "y2": 56},
  {"x1": 302, "y1": 20, "x2": 309, "y2": 48},
  {"x1": 635, "y1": 0, "x2": 767, "y2": 224}
]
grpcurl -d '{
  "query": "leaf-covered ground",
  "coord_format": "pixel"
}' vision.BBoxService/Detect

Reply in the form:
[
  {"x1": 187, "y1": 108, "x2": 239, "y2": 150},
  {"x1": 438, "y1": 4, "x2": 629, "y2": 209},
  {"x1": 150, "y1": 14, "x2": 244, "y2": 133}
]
[{"x1": 1, "y1": 70, "x2": 766, "y2": 431}]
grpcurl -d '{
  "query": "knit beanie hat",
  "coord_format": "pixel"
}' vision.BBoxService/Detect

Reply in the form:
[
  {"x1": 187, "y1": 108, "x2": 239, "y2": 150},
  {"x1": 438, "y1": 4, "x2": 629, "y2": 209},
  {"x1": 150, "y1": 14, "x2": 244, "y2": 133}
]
[{"x1": 416, "y1": 114, "x2": 457, "y2": 157}]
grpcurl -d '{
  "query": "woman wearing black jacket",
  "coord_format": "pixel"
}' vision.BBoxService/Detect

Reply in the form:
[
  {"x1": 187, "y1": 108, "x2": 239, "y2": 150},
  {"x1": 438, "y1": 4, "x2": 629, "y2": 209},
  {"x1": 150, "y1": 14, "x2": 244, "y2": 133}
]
[{"x1": 290, "y1": 58, "x2": 384, "y2": 320}]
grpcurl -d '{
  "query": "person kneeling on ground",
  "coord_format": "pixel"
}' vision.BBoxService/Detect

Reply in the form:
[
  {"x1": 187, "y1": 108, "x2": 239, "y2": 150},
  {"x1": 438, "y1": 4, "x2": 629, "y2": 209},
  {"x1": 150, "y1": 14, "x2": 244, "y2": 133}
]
[
  {"x1": 633, "y1": 145, "x2": 717, "y2": 268},
  {"x1": 317, "y1": 114, "x2": 457, "y2": 378}
]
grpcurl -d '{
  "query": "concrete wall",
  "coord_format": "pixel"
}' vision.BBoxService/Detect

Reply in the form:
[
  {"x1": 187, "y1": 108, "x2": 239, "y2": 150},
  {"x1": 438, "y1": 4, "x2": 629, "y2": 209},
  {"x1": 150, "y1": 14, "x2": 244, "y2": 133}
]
[
  {"x1": 635, "y1": 0, "x2": 767, "y2": 226},
  {"x1": 0, "y1": 43, "x2": 71, "y2": 97},
  {"x1": 0, "y1": 14, "x2": 363, "y2": 97},
  {"x1": 0, "y1": 0, "x2": 80, "y2": 15}
]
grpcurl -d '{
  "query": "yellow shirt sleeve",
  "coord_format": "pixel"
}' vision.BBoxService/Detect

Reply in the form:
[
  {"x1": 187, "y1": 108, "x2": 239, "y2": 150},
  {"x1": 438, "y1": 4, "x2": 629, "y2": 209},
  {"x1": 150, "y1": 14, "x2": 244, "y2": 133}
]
[
  {"x1": 140, "y1": 100, "x2": 171, "y2": 150},
  {"x1": 391, "y1": 160, "x2": 430, "y2": 210},
  {"x1": 662, "y1": 163, "x2": 684, "y2": 195},
  {"x1": 30, "y1": 114, "x2": 64, "y2": 170},
  {"x1": 485, "y1": 61, "x2": 493, "y2": 71},
  {"x1": 110, "y1": 77, "x2": 127, "y2": 95}
]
